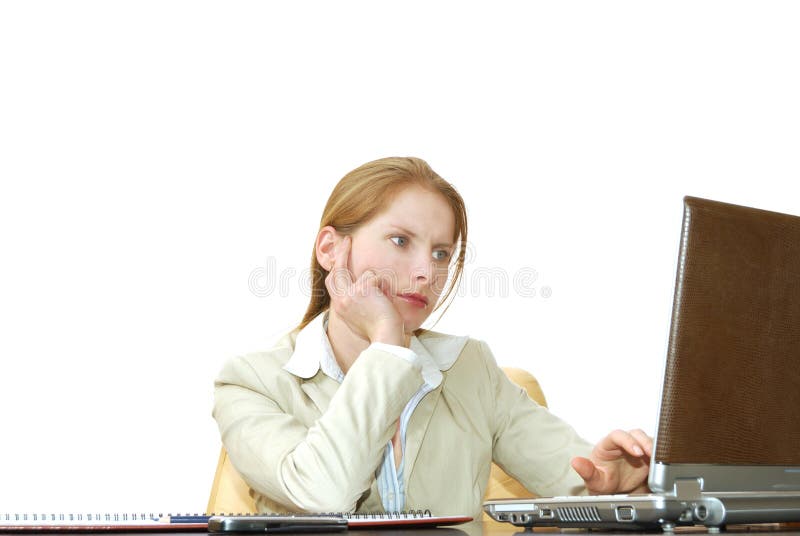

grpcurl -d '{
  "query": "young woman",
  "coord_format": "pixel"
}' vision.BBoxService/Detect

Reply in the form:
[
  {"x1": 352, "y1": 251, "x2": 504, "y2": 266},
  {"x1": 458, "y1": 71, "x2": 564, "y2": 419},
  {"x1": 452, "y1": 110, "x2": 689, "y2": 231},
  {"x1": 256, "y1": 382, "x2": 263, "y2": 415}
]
[{"x1": 212, "y1": 157, "x2": 652, "y2": 520}]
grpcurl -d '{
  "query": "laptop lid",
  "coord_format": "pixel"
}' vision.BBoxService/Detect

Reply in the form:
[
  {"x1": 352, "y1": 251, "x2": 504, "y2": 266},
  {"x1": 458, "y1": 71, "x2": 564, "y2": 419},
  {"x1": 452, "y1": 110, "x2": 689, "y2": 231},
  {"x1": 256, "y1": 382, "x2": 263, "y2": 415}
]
[{"x1": 649, "y1": 196, "x2": 800, "y2": 494}]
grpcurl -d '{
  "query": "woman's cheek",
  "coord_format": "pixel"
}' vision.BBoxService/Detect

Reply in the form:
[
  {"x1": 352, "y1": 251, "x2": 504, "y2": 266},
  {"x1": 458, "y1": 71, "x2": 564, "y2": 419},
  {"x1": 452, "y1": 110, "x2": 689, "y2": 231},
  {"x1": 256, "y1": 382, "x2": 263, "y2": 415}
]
[{"x1": 431, "y1": 268, "x2": 449, "y2": 295}]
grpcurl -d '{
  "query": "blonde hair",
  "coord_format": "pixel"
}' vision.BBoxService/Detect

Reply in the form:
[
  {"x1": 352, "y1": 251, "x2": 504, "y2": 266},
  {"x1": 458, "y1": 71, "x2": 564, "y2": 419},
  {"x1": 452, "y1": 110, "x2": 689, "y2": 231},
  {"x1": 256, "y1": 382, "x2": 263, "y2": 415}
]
[{"x1": 298, "y1": 156, "x2": 468, "y2": 332}]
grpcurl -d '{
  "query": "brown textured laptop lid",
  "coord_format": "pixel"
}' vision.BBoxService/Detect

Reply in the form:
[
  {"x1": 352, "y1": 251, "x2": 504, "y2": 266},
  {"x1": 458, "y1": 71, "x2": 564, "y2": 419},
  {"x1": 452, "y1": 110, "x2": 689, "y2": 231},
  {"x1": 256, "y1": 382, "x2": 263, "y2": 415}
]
[{"x1": 656, "y1": 196, "x2": 800, "y2": 466}]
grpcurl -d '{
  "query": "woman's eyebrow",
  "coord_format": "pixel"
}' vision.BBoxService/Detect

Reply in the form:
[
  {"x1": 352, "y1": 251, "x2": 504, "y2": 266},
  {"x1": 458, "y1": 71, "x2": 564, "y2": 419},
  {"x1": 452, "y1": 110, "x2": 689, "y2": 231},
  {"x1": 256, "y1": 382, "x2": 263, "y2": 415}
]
[{"x1": 388, "y1": 224, "x2": 455, "y2": 249}]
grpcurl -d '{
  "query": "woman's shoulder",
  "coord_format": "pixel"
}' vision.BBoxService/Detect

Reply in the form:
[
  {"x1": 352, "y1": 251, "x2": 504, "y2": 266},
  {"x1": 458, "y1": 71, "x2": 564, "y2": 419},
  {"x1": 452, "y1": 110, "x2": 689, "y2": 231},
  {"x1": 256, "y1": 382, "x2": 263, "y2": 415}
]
[
  {"x1": 415, "y1": 329, "x2": 497, "y2": 372},
  {"x1": 419, "y1": 330, "x2": 504, "y2": 408},
  {"x1": 417, "y1": 328, "x2": 495, "y2": 350},
  {"x1": 215, "y1": 330, "x2": 300, "y2": 389}
]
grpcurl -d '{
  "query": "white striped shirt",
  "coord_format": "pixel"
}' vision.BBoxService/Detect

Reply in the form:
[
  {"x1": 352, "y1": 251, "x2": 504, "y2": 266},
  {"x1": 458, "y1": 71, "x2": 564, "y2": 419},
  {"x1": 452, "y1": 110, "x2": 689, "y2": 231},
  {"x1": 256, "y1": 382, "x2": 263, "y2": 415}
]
[
  {"x1": 283, "y1": 312, "x2": 446, "y2": 511},
  {"x1": 315, "y1": 316, "x2": 434, "y2": 511}
]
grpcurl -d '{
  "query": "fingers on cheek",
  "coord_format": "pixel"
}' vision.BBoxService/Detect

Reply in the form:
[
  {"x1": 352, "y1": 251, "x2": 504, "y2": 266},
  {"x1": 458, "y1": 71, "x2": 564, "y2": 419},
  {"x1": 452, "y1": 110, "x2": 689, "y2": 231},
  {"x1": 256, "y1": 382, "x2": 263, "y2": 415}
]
[
  {"x1": 326, "y1": 276, "x2": 350, "y2": 305},
  {"x1": 381, "y1": 281, "x2": 394, "y2": 297},
  {"x1": 376, "y1": 278, "x2": 390, "y2": 295},
  {"x1": 364, "y1": 272, "x2": 391, "y2": 297},
  {"x1": 326, "y1": 276, "x2": 340, "y2": 299}
]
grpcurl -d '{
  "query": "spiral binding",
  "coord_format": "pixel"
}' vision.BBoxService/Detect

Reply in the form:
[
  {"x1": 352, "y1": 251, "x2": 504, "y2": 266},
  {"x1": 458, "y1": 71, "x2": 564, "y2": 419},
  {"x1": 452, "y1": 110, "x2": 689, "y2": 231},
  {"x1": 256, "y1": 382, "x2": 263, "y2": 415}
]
[
  {"x1": 342, "y1": 509, "x2": 432, "y2": 519},
  {"x1": 0, "y1": 513, "x2": 163, "y2": 525},
  {"x1": 1, "y1": 510, "x2": 434, "y2": 524}
]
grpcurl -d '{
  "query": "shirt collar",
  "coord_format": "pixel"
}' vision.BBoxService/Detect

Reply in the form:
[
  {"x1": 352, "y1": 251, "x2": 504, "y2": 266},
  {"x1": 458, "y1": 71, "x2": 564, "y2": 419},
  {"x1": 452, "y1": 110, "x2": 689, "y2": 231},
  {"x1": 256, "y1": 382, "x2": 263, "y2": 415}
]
[
  {"x1": 283, "y1": 311, "x2": 342, "y2": 382},
  {"x1": 282, "y1": 311, "x2": 469, "y2": 381}
]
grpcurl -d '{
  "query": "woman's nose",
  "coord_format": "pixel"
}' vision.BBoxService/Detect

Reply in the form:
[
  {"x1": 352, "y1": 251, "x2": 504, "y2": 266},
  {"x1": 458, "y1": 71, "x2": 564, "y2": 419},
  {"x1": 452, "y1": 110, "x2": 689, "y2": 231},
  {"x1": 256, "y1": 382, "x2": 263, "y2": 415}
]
[{"x1": 411, "y1": 253, "x2": 433, "y2": 283}]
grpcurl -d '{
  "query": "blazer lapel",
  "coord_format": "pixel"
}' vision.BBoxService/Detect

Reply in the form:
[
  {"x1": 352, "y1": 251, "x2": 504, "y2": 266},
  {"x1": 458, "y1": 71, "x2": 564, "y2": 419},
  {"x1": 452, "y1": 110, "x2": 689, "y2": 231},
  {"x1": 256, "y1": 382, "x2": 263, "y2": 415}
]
[
  {"x1": 403, "y1": 337, "x2": 447, "y2": 483},
  {"x1": 300, "y1": 372, "x2": 339, "y2": 414},
  {"x1": 402, "y1": 382, "x2": 443, "y2": 484}
]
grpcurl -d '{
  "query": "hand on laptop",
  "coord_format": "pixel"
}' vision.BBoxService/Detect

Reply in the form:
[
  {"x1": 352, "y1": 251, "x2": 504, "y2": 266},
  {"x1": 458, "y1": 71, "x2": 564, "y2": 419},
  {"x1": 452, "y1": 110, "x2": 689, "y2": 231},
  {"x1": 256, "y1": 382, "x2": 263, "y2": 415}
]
[{"x1": 570, "y1": 428, "x2": 653, "y2": 495}]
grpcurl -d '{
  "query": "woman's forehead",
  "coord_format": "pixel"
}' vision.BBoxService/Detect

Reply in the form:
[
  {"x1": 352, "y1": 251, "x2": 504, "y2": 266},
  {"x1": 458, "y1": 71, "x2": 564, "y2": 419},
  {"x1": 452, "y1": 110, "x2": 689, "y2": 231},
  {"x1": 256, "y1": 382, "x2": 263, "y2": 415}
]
[{"x1": 368, "y1": 186, "x2": 456, "y2": 242}]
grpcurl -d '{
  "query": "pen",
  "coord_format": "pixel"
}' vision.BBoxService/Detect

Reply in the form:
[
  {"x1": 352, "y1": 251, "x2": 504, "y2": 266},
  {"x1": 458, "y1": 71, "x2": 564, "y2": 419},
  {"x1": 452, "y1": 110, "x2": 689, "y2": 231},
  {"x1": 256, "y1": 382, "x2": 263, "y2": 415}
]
[{"x1": 160, "y1": 515, "x2": 211, "y2": 524}]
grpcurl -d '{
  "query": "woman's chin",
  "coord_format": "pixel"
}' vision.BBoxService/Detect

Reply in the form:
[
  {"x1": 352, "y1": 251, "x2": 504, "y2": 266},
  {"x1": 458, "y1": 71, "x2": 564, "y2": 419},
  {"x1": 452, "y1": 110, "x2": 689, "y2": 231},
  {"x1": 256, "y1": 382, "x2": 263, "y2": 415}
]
[
  {"x1": 393, "y1": 296, "x2": 435, "y2": 332},
  {"x1": 401, "y1": 311, "x2": 431, "y2": 333}
]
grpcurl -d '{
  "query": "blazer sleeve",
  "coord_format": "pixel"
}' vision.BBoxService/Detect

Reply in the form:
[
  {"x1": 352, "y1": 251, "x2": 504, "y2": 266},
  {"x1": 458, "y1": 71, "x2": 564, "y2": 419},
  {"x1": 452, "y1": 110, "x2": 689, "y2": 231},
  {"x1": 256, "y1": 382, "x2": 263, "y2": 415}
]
[
  {"x1": 483, "y1": 340, "x2": 594, "y2": 497},
  {"x1": 213, "y1": 347, "x2": 423, "y2": 513}
]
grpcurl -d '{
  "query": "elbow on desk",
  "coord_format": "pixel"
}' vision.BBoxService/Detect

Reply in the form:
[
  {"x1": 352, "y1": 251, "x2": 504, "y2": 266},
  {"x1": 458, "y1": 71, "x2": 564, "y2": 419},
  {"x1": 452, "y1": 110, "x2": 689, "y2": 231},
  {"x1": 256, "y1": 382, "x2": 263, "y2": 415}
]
[
  {"x1": 278, "y1": 481, "x2": 359, "y2": 514},
  {"x1": 277, "y1": 459, "x2": 362, "y2": 514}
]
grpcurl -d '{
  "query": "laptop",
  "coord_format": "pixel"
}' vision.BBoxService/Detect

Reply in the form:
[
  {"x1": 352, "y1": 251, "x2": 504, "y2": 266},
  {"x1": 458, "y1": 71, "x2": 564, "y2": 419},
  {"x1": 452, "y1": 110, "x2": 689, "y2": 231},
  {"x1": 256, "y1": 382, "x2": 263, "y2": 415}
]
[{"x1": 484, "y1": 196, "x2": 800, "y2": 531}]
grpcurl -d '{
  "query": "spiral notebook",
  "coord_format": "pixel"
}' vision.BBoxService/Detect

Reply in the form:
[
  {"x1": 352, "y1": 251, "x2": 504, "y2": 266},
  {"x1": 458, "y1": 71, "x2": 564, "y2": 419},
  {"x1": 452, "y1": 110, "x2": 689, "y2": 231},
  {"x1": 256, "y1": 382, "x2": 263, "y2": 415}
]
[
  {"x1": 0, "y1": 513, "x2": 208, "y2": 532},
  {"x1": 0, "y1": 511, "x2": 472, "y2": 532}
]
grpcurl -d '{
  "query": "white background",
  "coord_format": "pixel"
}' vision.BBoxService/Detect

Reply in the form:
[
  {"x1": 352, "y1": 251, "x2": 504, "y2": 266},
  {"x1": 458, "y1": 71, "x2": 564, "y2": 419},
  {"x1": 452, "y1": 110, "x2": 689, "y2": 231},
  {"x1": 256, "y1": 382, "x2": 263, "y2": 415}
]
[{"x1": 1, "y1": 0, "x2": 798, "y2": 514}]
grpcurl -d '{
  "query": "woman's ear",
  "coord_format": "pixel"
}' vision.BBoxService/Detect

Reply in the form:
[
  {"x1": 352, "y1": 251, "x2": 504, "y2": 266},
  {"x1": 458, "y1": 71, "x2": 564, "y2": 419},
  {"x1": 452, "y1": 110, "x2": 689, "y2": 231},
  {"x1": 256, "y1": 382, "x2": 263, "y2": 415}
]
[{"x1": 315, "y1": 226, "x2": 338, "y2": 271}]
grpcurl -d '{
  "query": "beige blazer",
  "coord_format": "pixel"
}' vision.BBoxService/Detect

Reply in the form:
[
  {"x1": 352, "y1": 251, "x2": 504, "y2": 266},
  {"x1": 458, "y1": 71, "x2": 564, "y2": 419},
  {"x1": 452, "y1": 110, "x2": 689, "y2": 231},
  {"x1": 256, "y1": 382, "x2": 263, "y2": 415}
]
[{"x1": 213, "y1": 327, "x2": 592, "y2": 521}]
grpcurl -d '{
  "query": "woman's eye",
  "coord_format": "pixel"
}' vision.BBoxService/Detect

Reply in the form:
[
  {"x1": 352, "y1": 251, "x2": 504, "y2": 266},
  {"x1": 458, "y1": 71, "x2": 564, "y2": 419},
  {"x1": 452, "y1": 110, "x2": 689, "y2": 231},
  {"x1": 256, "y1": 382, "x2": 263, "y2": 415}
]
[
  {"x1": 390, "y1": 236, "x2": 407, "y2": 247},
  {"x1": 432, "y1": 250, "x2": 451, "y2": 261}
]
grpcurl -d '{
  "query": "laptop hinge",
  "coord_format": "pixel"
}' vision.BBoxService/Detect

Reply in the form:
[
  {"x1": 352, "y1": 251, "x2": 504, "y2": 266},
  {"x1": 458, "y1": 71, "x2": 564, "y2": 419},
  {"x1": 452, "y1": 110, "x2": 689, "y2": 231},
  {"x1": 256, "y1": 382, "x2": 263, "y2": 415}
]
[{"x1": 673, "y1": 478, "x2": 704, "y2": 500}]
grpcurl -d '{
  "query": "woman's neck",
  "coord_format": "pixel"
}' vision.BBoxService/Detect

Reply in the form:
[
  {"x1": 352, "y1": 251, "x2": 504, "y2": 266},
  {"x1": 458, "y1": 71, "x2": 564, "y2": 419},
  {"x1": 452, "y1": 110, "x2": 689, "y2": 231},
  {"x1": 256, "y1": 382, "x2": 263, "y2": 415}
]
[
  {"x1": 325, "y1": 310, "x2": 411, "y2": 374},
  {"x1": 325, "y1": 311, "x2": 369, "y2": 374}
]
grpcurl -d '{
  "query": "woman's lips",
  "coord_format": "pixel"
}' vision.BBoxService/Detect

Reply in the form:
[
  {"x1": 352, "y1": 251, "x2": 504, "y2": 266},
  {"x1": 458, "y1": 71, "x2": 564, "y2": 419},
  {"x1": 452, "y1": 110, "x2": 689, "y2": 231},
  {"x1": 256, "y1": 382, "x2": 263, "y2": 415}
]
[{"x1": 398, "y1": 293, "x2": 429, "y2": 308}]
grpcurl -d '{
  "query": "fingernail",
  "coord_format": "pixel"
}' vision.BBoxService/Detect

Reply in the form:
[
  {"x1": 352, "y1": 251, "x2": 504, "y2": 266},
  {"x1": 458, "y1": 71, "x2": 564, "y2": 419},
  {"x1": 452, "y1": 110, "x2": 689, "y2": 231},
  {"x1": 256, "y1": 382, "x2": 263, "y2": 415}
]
[{"x1": 633, "y1": 445, "x2": 644, "y2": 456}]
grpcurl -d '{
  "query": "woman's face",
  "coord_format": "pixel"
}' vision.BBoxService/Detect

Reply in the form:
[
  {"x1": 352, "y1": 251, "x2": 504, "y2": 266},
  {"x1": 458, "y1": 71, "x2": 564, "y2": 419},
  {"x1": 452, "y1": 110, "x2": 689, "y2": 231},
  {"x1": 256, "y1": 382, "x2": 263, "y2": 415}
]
[{"x1": 348, "y1": 185, "x2": 456, "y2": 332}]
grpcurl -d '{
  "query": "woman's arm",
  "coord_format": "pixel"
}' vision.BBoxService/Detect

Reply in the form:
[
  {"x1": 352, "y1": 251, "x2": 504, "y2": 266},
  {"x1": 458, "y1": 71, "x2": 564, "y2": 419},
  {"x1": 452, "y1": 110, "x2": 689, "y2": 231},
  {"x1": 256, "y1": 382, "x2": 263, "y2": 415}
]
[
  {"x1": 213, "y1": 345, "x2": 423, "y2": 513},
  {"x1": 486, "y1": 341, "x2": 653, "y2": 496},
  {"x1": 483, "y1": 341, "x2": 595, "y2": 497}
]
